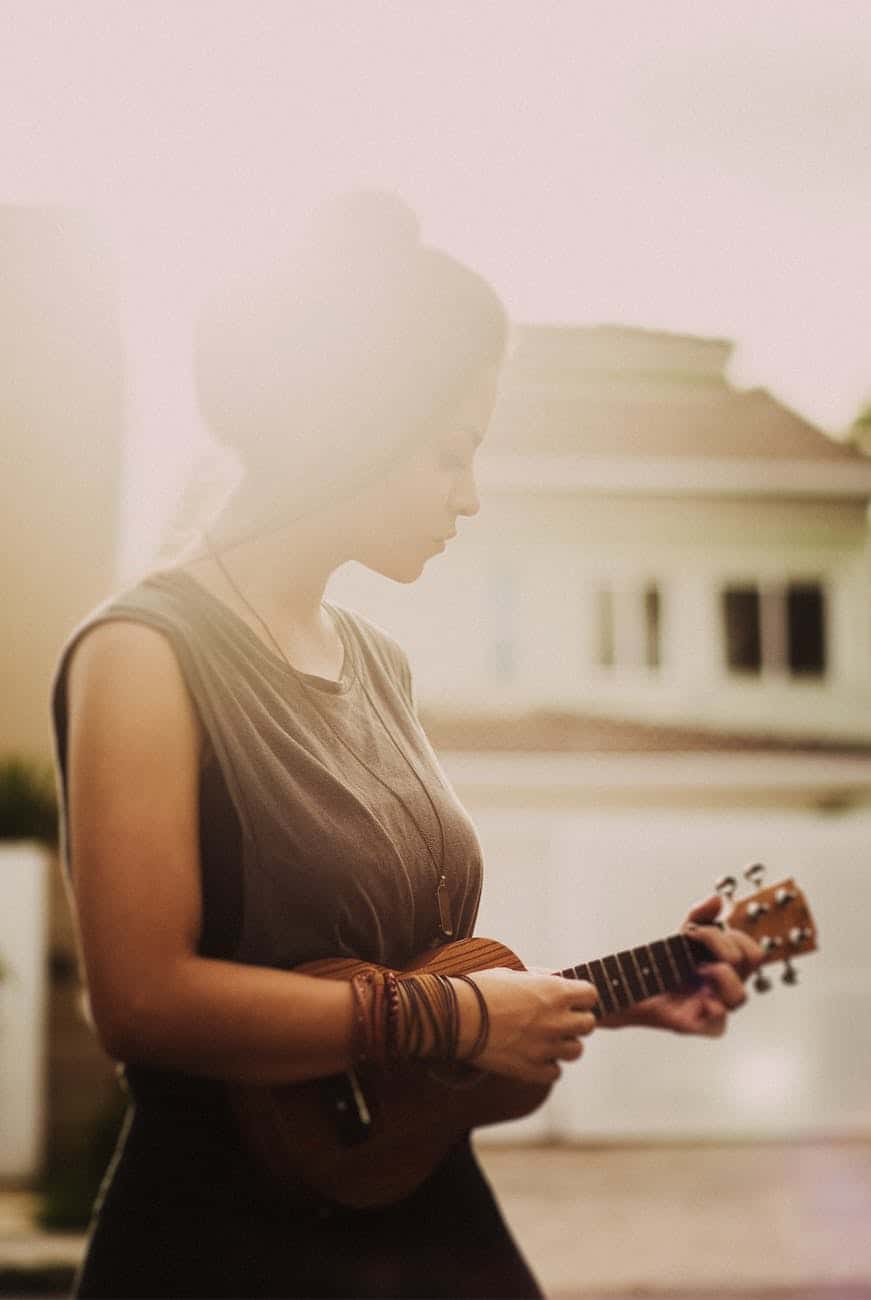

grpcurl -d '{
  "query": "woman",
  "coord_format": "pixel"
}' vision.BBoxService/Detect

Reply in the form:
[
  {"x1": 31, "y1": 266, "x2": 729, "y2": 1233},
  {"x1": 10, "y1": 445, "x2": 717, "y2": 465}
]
[{"x1": 51, "y1": 191, "x2": 761, "y2": 1299}]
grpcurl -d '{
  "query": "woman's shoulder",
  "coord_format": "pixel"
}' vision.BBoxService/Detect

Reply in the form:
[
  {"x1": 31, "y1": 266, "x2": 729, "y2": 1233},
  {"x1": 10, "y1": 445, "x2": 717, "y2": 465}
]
[
  {"x1": 50, "y1": 574, "x2": 210, "y2": 785},
  {"x1": 51, "y1": 569, "x2": 207, "y2": 714},
  {"x1": 57, "y1": 568, "x2": 186, "y2": 656}
]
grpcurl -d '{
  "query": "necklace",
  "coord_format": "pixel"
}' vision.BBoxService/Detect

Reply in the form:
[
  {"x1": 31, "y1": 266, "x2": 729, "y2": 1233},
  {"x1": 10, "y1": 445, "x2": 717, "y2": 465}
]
[{"x1": 201, "y1": 533, "x2": 455, "y2": 941}]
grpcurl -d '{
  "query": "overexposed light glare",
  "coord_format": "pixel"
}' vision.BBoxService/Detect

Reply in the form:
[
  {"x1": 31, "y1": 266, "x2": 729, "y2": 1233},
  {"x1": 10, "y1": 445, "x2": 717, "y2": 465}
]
[{"x1": 3, "y1": 0, "x2": 870, "y2": 571}]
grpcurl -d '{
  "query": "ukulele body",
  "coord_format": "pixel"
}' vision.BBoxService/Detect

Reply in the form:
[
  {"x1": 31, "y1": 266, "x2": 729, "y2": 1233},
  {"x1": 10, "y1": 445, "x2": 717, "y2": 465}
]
[{"x1": 229, "y1": 937, "x2": 552, "y2": 1209}]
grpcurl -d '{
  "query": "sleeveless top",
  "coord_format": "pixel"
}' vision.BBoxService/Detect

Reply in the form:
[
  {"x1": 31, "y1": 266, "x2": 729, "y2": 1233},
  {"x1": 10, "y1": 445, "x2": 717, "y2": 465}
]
[{"x1": 51, "y1": 568, "x2": 484, "y2": 980}]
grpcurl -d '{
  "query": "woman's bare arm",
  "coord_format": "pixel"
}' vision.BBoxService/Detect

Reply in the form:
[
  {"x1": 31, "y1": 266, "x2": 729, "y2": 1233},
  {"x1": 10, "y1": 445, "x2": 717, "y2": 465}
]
[{"x1": 65, "y1": 619, "x2": 356, "y2": 1084}]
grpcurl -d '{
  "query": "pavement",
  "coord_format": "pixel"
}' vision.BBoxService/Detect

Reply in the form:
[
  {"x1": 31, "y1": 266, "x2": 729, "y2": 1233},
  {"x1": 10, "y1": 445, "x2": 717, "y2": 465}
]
[
  {"x1": 477, "y1": 1139, "x2": 871, "y2": 1299},
  {"x1": 1, "y1": 1140, "x2": 870, "y2": 1298}
]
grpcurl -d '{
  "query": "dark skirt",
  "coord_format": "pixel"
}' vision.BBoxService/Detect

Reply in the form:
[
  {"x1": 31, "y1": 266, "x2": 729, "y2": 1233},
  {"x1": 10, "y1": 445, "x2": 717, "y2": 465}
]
[{"x1": 74, "y1": 1075, "x2": 542, "y2": 1300}]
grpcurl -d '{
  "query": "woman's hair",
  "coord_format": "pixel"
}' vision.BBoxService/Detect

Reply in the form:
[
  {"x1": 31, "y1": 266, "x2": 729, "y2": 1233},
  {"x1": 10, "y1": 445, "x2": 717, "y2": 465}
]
[{"x1": 183, "y1": 190, "x2": 508, "y2": 546}]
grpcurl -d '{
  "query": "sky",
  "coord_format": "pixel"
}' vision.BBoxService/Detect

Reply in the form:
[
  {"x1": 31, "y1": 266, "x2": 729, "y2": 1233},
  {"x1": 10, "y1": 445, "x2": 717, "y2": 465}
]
[{"x1": 3, "y1": 0, "x2": 871, "y2": 563}]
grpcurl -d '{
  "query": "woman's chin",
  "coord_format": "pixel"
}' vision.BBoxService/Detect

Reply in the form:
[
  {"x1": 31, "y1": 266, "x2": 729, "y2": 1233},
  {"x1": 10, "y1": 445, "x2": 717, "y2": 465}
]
[{"x1": 360, "y1": 548, "x2": 432, "y2": 584}]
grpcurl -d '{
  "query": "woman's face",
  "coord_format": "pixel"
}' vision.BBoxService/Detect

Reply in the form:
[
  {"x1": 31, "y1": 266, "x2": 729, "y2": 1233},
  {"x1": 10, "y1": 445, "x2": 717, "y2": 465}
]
[{"x1": 350, "y1": 364, "x2": 501, "y2": 582}]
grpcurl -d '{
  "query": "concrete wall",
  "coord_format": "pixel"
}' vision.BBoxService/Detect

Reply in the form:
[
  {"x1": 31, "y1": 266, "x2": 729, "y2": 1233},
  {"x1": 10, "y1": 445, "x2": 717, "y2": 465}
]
[
  {"x1": 0, "y1": 206, "x2": 123, "y2": 762},
  {"x1": 458, "y1": 792, "x2": 871, "y2": 1143},
  {"x1": 0, "y1": 208, "x2": 124, "y2": 1177}
]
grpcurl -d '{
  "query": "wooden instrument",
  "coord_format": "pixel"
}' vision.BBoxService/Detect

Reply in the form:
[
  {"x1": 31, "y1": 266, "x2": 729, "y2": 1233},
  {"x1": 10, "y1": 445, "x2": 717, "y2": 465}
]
[{"x1": 230, "y1": 865, "x2": 817, "y2": 1208}]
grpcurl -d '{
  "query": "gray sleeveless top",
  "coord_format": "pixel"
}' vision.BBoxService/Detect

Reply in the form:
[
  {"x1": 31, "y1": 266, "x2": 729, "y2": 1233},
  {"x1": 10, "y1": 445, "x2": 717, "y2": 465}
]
[{"x1": 51, "y1": 568, "x2": 483, "y2": 973}]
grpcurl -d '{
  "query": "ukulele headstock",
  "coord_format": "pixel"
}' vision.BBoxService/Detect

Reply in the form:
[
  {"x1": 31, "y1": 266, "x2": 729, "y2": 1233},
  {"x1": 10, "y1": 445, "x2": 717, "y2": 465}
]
[{"x1": 714, "y1": 863, "x2": 817, "y2": 991}]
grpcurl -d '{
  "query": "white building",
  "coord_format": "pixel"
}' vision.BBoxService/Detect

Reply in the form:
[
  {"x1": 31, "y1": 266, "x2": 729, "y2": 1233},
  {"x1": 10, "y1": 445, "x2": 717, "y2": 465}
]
[{"x1": 329, "y1": 324, "x2": 871, "y2": 1142}]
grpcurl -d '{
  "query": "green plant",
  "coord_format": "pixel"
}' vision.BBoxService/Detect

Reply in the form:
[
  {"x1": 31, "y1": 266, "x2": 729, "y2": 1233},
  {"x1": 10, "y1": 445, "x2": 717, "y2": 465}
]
[
  {"x1": 853, "y1": 403, "x2": 871, "y2": 432},
  {"x1": 0, "y1": 755, "x2": 59, "y2": 846}
]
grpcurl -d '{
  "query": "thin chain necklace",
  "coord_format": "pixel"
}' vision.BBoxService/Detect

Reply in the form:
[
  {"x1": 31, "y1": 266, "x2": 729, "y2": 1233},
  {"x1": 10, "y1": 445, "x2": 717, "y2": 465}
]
[{"x1": 201, "y1": 532, "x2": 455, "y2": 941}]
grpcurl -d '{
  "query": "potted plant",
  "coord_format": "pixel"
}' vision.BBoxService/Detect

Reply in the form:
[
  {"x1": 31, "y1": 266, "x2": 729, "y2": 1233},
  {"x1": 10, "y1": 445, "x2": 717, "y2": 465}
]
[
  {"x1": 0, "y1": 756, "x2": 59, "y2": 850},
  {"x1": 0, "y1": 754, "x2": 58, "y2": 982}
]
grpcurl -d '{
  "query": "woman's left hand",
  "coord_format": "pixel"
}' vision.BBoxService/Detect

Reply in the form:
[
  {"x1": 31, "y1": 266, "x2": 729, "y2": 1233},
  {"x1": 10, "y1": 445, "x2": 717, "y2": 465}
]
[{"x1": 601, "y1": 894, "x2": 765, "y2": 1037}]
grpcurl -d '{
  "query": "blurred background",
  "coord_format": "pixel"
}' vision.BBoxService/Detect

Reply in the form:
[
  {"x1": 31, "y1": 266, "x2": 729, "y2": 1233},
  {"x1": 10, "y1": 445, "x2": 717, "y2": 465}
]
[{"x1": 2, "y1": 2, "x2": 870, "y2": 1296}]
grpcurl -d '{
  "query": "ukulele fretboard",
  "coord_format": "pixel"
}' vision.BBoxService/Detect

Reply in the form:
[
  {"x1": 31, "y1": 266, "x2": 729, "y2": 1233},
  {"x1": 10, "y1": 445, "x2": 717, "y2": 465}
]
[{"x1": 560, "y1": 933, "x2": 709, "y2": 1016}]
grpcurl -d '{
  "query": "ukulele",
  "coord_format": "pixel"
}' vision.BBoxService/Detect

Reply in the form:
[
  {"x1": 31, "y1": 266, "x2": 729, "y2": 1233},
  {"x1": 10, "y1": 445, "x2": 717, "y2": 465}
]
[{"x1": 230, "y1": 864, "x2": 817, "y2": 1208}]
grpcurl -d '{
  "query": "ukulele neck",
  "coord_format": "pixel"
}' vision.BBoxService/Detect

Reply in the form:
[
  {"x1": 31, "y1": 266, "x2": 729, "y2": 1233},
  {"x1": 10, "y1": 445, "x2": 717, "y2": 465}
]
[{"x1": 560, "y1": 933, "x2": 709, "y2": 1017}]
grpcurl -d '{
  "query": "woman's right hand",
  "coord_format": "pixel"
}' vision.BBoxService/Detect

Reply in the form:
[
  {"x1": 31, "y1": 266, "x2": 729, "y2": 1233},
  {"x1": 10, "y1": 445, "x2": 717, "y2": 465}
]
[{"x1": 453, "y1": 968, "x2": 598, "y2": 1085}]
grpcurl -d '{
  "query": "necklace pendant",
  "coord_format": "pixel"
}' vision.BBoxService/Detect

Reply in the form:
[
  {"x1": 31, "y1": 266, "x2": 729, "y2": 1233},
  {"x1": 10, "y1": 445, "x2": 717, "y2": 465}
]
[{"x1": 436, "y1": 874, "x2": 454, "y2": 939}]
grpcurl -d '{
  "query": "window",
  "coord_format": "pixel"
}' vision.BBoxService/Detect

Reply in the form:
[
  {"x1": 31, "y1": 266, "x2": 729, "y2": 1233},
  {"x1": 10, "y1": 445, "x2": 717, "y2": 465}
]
[
  {"x1": 593, "y1": 582, "x2": 663, "y2": 671},
  {"x1": 721, "y1": 581, "x2": 826, "y2": 678},
  {"x1": 723, "y1": 587, "x2": 761, "y2": 673},
  {"x1": 787, "y1": 584, "x2": 826, "y2": 675},
  {"x1": 644, "y1": 585, "x2": 661, "y2": 670},
  {"x1": 596, "y1": 587, "x2": 616, "y2": 668}
]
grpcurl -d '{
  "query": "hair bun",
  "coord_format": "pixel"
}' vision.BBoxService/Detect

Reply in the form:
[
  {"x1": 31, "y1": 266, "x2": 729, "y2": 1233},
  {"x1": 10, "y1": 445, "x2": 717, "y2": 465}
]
[{"x1": 304, "y1": 189, "x2": 420, "y2": 264}]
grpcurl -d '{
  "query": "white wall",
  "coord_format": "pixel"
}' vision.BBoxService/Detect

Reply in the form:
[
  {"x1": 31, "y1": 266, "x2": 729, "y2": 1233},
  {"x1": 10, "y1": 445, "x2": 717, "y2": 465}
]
[
  {"x1": 0, "y1": 844, "x2": 48, "y2": 1178},
  {"x1": 464, "y1": 800, "x2": 871, "y2": 1143},
  {"x1": 327, "y1": 490, "x2": 871, "y2": 739}
]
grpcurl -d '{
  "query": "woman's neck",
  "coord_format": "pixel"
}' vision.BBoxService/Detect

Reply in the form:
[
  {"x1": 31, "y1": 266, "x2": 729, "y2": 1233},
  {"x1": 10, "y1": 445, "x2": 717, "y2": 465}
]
[{"x1": 174, "y1": 529, "x2": 344, "y2": 637}]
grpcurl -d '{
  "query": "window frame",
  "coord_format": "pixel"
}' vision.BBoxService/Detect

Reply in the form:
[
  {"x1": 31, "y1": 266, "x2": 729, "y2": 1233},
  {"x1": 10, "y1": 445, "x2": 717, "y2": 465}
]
[{"x1": 589, "y1": 577, "x2": 666, "y2": 675}]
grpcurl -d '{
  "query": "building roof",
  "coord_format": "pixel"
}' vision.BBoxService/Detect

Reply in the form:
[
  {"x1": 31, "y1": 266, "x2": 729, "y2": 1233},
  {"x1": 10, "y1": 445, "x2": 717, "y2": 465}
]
[
  {"x1": 488, "y1": 324, "x2": 864, "y2": 466},
  {"x1": 420, "y1": 709, "x2": 871, "y2": 758}
]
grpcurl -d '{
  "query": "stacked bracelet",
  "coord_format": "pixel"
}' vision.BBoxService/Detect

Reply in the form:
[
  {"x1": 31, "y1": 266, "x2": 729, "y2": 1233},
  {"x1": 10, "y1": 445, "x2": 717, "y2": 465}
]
[
  {"x1": 348, "y1": 969, "x2": 490, "y2": 1069},
  {"x1": 452, "y1": 974, "x2": 490, "y2": 1063}
]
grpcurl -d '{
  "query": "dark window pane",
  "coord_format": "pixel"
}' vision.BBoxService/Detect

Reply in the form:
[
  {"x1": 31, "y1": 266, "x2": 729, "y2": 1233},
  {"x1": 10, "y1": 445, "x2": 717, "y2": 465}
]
[
  {"x1": 723, "y1": 587, "x2": 761, "y2": 672},
  {"x1": 787, "y1": 583, "x2": 826, "y2": 676},
  {"x1": 596, "y1": 588, "x2": 615, "y2": 667},
  {"x1": 644, "y1": 585, "x2": 661, "y2": 669}
]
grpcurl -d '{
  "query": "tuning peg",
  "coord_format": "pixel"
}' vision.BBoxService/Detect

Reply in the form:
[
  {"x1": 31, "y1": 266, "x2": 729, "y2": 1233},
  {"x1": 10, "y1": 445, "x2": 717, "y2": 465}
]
[
  {"x1": 788, "y1": 927, "x2": 811, "y2": 947},
  {"x1": 761, "y1": 936, "x2": 782, "y2": 954},
  {"x1": 746, "y1": 901, "x2": 770, "y2": 923},
  {"x1": 753, "y1": 970, "x2": 772, "y2": 993},
  {"x1": 782, "y1": 958, "x2": 799, "y2": 986},
  {"x1": 715, "y1": 875, "x2": 737, "y2": 901},
  {"x1": 743, "y1": 862, "x2": 766, "y2": 888},
  {"x1": 775, "y1": 887, "x2": 796, "y2": 907}
]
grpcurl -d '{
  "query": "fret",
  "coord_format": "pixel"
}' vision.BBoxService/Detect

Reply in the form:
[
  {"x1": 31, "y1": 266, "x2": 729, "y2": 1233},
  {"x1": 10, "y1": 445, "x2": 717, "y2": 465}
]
[
  {"x1": 669, "y1": 933, "x2": 697, "y2": 985},
  {"x1": 569, "y1": 961, "x2": 604, "y2": 1018},
  {"x1": 651, "y1": 939, "x2": 680, "y2": 993},
  {"x1": 569, "y1": 967, "x2": 603, "y2": 1013},
  {"x1": 602, "y1": 954, "x2": 631, "y2": 1011},
  {"x1": 616, "y1": 949, "x2": 645, "y2": 1003},
  {"x1": 685, "y1": 933, "x2": 712, "y2": 968},
  {"x1": 661, "y1": 938, "x2": 682, "y2": 988},
  {"x1": 629, "y1": 946, "x2": 653, "y2": 1000},
  {"x1": 589, "y1": 959, "x2": 616, "y2": 1014},
  {"x1": 639, "y1": 944, "x2": 665, "y2": 993}
]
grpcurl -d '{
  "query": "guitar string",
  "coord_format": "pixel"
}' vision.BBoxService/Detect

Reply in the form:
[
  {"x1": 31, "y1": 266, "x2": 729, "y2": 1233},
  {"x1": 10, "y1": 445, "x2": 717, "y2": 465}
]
[{"x1": 202, "y1": 532, "x2": 455, "y2": 942}]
